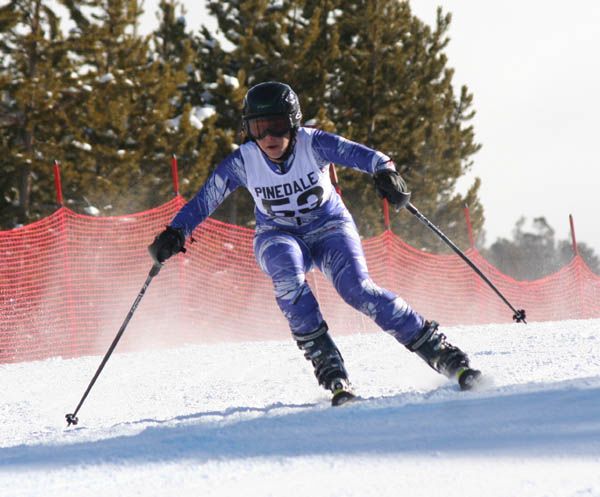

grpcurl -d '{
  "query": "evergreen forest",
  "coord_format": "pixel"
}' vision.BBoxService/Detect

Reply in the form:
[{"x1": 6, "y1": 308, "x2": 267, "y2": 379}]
[{"x1": 1, "y1": 0, "x2": 597, "y2": 276}]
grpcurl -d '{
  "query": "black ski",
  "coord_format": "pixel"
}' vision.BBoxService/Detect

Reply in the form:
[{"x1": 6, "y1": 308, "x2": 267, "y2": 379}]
[
  {"x1": 457, "y1": 368, "x2": 483, "y2": 391},
  {"x1": 332, "y1": 389, "x2": 357, "y2": 406}
]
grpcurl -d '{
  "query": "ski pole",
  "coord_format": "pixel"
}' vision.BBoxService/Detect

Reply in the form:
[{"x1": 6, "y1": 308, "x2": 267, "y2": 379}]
[
  {"x1": 405, "y1": 202, "x2": 527, "y2": 324},
  {"x1": 65, "y1": 262, "x2": 162, "y2": 427}
]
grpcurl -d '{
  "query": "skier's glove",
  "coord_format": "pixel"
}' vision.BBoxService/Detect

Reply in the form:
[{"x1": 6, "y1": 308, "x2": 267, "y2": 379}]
[
  {"x1": 148, "y1": 226, "x2": 186, "y2": 264},
  {"x1": 373, "y1": 169, "x2": 411, "y2": 209}
]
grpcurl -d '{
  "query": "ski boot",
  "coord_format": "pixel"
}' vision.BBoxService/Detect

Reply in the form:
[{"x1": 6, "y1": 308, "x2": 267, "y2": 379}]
[
  {"x1": 294, "y1": 322, "x2": 356, "y2": 406},
  {"x1": 407, "y1": 320, "x2": 481, "y2": 390}
]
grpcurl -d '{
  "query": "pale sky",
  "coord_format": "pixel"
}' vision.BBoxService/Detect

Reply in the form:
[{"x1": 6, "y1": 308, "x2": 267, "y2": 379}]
[{"x1": 144, "y1": 1, "x2": 600, "y2": 253}]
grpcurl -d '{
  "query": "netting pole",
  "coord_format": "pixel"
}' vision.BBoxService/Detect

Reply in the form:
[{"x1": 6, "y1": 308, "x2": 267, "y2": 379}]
[
  {"x1": 171, "y1": 154, "x2": 180, "y2": 196},
  {"x1": 463, "y1": 204, "x2": 475, "y2": 248},
  {"x1": 53, "y1": 160, "x2": 78, "y2": 356},
  {"x1": 53, "y1": 160, "x2": 64, "y2": 206},
  {"x1": 569, "y1": 214, "x2": 585, "y2": 318},
  {"x1": 569, "y1": 214, "x2": 579, "y2": 256},
  {"x1": 382, "y1": 199, "x2": 391, "y2": 231},
  {"x1": 329, "y1": 163, "x2": 342, "y2": 196}
]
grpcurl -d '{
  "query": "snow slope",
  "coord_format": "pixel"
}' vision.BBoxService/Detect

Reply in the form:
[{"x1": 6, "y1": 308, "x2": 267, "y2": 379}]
[{"x1": 2, "y1": 319, "x2": 600, "y2": 497}]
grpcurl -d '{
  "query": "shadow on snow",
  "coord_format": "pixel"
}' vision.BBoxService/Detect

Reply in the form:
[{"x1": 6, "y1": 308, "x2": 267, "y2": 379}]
[{"x1": 2, "y1": 377, "x2": 600, "y2": 468}]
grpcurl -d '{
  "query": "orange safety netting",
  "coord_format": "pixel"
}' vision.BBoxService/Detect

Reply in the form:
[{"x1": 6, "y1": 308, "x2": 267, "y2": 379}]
[{"x1": 1, "y1": 197, "x2": 599, "y2": 364}]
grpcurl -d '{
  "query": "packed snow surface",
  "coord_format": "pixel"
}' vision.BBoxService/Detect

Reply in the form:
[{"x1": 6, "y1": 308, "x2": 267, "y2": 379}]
[{"x1": 2, "y1": 319, "x2": 600, "y2": 497}]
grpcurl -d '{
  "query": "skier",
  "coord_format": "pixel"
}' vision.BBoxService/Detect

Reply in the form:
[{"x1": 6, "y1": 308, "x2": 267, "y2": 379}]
[{"x1": 148, "y1": 81, "x2": 481, "y2": 405}]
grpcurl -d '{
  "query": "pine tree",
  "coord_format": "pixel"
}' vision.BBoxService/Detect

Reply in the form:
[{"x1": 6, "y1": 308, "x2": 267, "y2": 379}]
[
  {"x1": 204, "y1": 0, "x2": 341, "y2": 128},
  {"x1": 193, "y1": 0, "x2": 293, "y2": 226},
  {"x1": 280, "y1": 0, "x2": 342, "y2": 130},
  {"x1": 331, "y1": 2, "x2": 482, "y2": 247},
  {"x1": 151, "y1": 0, "x2": 209, "y2": 199},
  {"x1": 47, "y1": 0, "x2": 203, "y2": 215},
  {"x1": 0, "y1": 0, "x2": 76, "y2": 227},
  {"x1": 0, "y1": 0, "x2": 205, "y2": 223}
]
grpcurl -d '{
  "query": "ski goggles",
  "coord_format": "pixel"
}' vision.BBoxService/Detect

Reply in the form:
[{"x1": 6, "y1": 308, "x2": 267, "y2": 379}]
[{"x1": 245, "y1": 115, "x2": 292, "y2": 140}]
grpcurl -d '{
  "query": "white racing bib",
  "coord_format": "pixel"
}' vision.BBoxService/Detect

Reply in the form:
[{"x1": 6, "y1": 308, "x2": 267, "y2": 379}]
[{"x1": 241, "y1": 128, "x2": 333, "y2": 220}]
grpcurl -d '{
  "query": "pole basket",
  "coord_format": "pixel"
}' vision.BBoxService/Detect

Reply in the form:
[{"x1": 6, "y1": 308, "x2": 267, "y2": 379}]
[{"x1": 65, "y1": 413, "x2": 78, "y2": 426}]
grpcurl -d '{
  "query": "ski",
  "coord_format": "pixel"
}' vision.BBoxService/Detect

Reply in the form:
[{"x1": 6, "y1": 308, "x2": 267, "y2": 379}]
[
  {"x1": 332, "y1": 389, "x2": 358, "y2": 406},
  {"x1": 457, "y1": 368, "x2": 483, "y2": 391},
  {"x1": 331, "y1": 370, "x2": 485, "y2": 406},
  {"x1": 331, "y1": 378, "x2": 357, "y2": 406}
]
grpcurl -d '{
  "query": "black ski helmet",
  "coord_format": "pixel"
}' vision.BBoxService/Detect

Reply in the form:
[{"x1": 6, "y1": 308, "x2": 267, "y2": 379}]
[{"x1": 242, "y1": 81, "x2": 302, "y2": 136}]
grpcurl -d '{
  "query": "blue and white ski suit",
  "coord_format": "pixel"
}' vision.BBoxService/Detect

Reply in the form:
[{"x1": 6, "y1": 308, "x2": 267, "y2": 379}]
[{"x1": 170, "y1": 127, "x2": 424, "y2": 344}]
